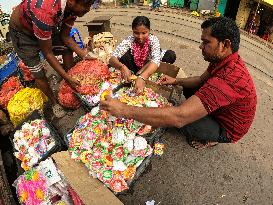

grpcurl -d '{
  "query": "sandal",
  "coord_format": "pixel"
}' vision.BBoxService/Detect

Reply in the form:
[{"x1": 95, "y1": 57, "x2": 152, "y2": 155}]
[
  {"x1": 52, "y1": 104, "x2": 66, "y2": 118},
  {"x1": 189, "y1": 140, "x2": 218, "y2": 149}
]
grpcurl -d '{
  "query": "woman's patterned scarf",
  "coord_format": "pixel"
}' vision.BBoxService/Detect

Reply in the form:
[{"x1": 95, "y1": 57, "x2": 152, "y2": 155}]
[{"x1": 132, "y1": 37, "x2": 150, "y2": 69}]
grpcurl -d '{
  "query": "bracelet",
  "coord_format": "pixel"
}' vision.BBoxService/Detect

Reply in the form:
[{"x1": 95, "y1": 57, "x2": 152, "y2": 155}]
[{"x1": 138, "y1": 75, "x2": 146, "y2": 81}]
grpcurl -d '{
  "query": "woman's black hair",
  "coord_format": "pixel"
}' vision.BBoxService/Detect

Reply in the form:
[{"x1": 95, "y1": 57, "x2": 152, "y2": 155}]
[
  {"x1": 201, "y1": 17, "x2": 240, "y2": 53},
  {"x1": 132, "y1": 16, "x2": 150, "y2": 30}
]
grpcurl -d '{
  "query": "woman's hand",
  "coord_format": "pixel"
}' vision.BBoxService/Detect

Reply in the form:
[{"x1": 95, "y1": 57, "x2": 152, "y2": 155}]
[
  {"x1": 157, "y1": 74, "x2": 177, "y2": 85},
  {"x1": 134, "y1": 76, "x2": 146, "y2": 95},
  {"x1": 121, "y1": 65, "x2": 132, "y2": 83}
]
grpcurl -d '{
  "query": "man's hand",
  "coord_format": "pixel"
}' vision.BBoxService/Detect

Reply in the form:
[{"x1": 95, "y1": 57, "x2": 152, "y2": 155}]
[
  {"x1": 100, "y1": 95, "x2": 126, "y2": 117},
  {"x1": 134, "y1": 77, "x2": 146, "y2": 95},
  {"x1": 66, "y1": 76, "x2": 80, "y2": 89},
  {"x1": 83, "y1": 51, "x2": 98, "y2": 60},
  {"x1": 157, "y1": 74, "x2": 177, "y2": 85},
  {"x1": 121, "y1": 65, "x2": 132, "y2": 83}
]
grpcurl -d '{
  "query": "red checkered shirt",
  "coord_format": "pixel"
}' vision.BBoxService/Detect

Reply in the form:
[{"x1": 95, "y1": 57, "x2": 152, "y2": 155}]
[
  {"x1": 19, "y1": 0, "x2": 76, "y2": 40},
  {"x1": 195, "y1": 52, "x2": 257, "y2": 142}
]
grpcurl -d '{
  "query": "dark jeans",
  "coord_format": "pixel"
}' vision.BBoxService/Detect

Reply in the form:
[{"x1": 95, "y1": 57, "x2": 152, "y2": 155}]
[
  {"x1": 119, "y1": 49, "x2": 176, "y2": 74},
  {"x1": 179, "y1": 87, "x2": 231, "y2": 143}
]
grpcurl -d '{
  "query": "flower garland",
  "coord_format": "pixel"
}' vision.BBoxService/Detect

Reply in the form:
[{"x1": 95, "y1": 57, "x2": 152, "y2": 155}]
[
  {"x1": 132, "y1": 37, "x2": 150, "y2": 68},
  {"x1": 7, "y1": 88, "x2": 48, "y2": 126}
]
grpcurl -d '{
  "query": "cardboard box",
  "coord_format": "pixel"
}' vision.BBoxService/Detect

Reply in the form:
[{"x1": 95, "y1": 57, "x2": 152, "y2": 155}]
[
  {"x1": 147, "y1": 62, "x2": 186, "y2": 101},
  {"x1": 52, "y1": 151, "x2": 123, "y2": 205}
]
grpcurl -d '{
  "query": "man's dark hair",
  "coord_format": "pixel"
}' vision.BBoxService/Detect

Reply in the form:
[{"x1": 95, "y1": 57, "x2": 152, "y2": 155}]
[
  {"x1": 201, "y1": 17, "x2": 240, "y2": 53},
  {"x1": 132, "y1": 16, "x2": 150, "y2": 30}
]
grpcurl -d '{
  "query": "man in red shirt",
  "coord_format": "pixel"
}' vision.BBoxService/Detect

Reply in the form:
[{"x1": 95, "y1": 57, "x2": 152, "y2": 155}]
[
  {"x1": 9, "y1": 0, "x2": 95, "y2": 117},
  {"x1": 101, "y1": 17, "x2": 257, "y2": 149}
]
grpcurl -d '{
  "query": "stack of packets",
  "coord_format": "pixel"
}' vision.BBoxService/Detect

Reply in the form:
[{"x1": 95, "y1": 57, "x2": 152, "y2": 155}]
[
  {"x1": 0, "y1": 76, "x2": 23, "y2": 109},
  {"x1": 59, "y1": 59, "x2": 164, "y2": 109},
  {"x1": 154, "y1": 142, "x2": 164, "y2": 156},
  {"x1": 82, "y1": 68, "x2": 122, "y2": 106},
  {"x1": 82, "y1": 68, "x2": 161, "y2": 107},
  {"x1": 148, "y1": 72, "x2": 163, "y2": 83},
  {"x1": 13, "y1": 119, "x2": 56, "y2": 171},
  {"x1": 66, "y1": 84, "x2": 171, "y2": 193},
  {"x1": 93, "y1": 32, "x2": 116, "y2": 64},
  {"x1": 58, "y1": 60, "x2": 110, "y2": 109},
  {"x1": 7, "y1": 88, "x2": 48, "y2": 126},
  {"x1": 14, "y1": 158, "x2": 83, "y2": 205}
]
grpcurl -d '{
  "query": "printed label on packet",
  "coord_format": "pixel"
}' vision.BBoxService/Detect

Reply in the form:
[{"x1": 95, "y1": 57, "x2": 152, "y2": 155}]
[
  {"x1": 38, "y1": 158, "x2": 61, "y2": 186},
  {"x1": 154, "y1": 143, "x2": 164, "y2": 156}
]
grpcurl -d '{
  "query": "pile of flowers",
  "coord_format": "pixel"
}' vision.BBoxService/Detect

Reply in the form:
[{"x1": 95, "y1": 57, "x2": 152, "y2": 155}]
[
  {"x1": 67, "y1": 86, "x2": 171, "y2": 192},
  {"x1": 81, "y1": 68, "x2": 122, "y2": 106},
  {"x1": 13, "y1": 119, "x2": 56, "y2": 170},
  {"x1": 0, "y1": 76, "x2": 23, "y2": 109},
  {"x1": 58, "y1": 60, "x2": 110, "y2": 109},
  {"x1": 15, "y1": 158, "x2": 82, "y2": 205},
  {"x1": 7, "y1": 88, "x2": 48, "y2": 126},
  {"x1": 16, "y1": 169, "x2": 48, "y2": 204}
]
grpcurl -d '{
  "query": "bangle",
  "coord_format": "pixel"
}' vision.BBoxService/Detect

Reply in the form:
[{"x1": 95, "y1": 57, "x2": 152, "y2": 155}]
[{"x1": 138, "y1": 75, "x2": 146, "y2": 81}]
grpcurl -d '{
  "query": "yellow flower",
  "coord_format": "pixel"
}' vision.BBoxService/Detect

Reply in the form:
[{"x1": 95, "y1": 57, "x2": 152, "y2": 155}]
[
  {"x1": 19, "y1": 191, "x2": 28, "y2": 202},
  {"x1": 7, "y1": 88, "x2": 48, "y2": 126},
  {"x1": 35, "y1": 188, "x2": 44, "y2": 200},
  {"x1": 32, "y1": 171, "x2": 39, "y2": 181}
]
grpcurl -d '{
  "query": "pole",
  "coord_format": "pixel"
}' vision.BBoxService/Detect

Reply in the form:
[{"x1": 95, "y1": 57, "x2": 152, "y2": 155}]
[{"x1": 214, "y1": 0, "x2": 219, "y2": 14}]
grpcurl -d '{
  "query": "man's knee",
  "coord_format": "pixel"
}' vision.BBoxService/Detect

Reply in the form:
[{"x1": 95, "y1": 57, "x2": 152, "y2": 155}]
[
  {"x1": 178, "y1": 125, "x2": 193, "y2": 141},
  {"x1": 183, "y1": 87, "x2": 199, "y2": 99},
  {"x1": 179, "y1": 116, "x2": 230, "y2": 143}
]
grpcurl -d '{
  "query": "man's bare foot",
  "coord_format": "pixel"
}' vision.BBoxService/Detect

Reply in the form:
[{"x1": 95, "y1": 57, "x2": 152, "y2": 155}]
[{"x1": 190, "y1": 140, "x2": 219, "y2": 149}]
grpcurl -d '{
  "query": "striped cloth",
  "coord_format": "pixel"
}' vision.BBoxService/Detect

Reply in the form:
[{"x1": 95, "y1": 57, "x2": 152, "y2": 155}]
[
  {"x1": 19, "y1": 0, "x2": 76, "y2": 40},
  {"x1": 195, "y1": 52, "x2": 257, "y2": 142}
]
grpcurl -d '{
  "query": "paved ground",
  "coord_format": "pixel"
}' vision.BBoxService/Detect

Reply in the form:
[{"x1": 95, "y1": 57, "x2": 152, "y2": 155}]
[{"x1": 58, "y1": 7, "x2": 273, "y2": 205}]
